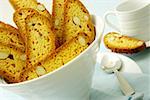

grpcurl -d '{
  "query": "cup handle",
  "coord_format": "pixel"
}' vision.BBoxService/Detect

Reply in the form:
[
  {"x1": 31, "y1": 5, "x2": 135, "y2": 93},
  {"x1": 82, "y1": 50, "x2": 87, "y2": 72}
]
[{"x1": 104, "y1": 11, "x2": 121, "y2": 32}]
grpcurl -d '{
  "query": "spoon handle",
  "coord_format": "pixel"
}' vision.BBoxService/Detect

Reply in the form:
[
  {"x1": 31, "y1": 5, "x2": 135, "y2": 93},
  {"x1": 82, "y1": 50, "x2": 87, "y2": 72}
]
[{"x1": 114, "y1": 70, "x2": 135, "y2": 96}]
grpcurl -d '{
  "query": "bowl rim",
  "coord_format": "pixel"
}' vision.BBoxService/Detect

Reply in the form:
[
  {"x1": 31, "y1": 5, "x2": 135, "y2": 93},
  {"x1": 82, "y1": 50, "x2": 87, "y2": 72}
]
[{"x1": 0, "y1": 15, "x2": 104, "y2": 87}]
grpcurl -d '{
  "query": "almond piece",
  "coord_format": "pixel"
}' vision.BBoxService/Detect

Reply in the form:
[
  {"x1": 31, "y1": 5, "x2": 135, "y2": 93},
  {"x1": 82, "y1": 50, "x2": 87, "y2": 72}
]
[
  {"x1": 78, "y1": 36, "x2": 86, "y2": 46},
  {"x1": 137, "y1": 41, "x2": 144, "y2": 46},
  {"x1": 108, "y1": 37, "x2": 115, "y2": 42},
  {"x1": 55, "y1": 19, "x2": 59, "y2": 26},
  {"x1": 20, "y1": 54, "x2": 26, "y2": 61},
  {"x1": 28, "y1": 22, "x2": 33, "y2": 26},
  {"x1": 0, "y1": 52, "x2": 9, "y2": 59},
  {"x1": 37, "y1": 4, "x2": 46, "y2": 11},
  {"x1": 36, "y1": 66, "x2": 46, "y2": 76},
  {"x1": 114, "y1": 34, "x2": 122, "y2": 38},
  {"x1": 73, "y1": 16, "x2": 80, "y2": 25},
  {"x1": 84, "y1": 15, "x2": 89, "y2": 21}
]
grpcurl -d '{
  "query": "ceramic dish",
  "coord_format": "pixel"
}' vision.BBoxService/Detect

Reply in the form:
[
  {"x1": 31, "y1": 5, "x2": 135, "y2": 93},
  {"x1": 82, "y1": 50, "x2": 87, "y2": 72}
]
[{"x1": 0, "y1": 14, "x2": 104, "y2": 100}]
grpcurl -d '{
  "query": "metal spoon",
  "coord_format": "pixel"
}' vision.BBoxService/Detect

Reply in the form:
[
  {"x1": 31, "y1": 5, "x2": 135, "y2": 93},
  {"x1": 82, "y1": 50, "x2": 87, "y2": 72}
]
[{"x1": 100, "y1": 54, "x2": 135, "y2": 96}]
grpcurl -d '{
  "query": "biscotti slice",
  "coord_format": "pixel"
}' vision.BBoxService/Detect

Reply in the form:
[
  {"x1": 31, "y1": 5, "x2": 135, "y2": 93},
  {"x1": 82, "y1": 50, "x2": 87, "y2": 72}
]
[
  {"x1": 0, "y1": 21, "x2": 24, "y2": 45},
  {"x1": 9, "y1": 0, "x2": 51, "y2": 21},
  {"x1": 0, "y1": 44, "x2": 25, "y2": 83},
  {"x1": 20, "y1": 32, "x2": 90, "y2": 81},
  {"x1": 104, "y1": 32, "x2": 146, "y2": 54},
  {"x1": 64, "y1": 0, "x2": 95, "y2": 43},
  {"x1": 0, "y1": 28, "x2": 25, "y2": 51},
  {"x1": 26, "y1": 13, "x2": 56, "y2": 68},
  {"x1": 13, "y1": 8, "x2": 39, "y2": 42},
  {"x1": 52, "y1": 0, "x2": 66, "y2": 46}
]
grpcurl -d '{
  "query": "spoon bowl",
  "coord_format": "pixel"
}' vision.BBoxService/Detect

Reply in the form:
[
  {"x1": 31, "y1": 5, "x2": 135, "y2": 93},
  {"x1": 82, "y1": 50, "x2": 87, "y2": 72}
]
[{"x1": 101, "y1": 54, "x2": 122, "y2": 73}]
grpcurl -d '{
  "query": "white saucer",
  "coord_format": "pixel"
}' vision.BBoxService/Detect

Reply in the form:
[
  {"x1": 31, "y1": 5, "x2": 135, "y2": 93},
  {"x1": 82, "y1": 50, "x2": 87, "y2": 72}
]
[{"x1": 97, "y1": 52, "x2": 143, "y2": 74}]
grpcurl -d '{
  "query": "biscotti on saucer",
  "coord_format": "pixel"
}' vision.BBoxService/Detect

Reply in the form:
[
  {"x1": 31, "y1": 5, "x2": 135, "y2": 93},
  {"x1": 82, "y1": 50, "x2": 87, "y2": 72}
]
[{"x1": 104, "y1": 32, "x2": 146, "y2": 54}]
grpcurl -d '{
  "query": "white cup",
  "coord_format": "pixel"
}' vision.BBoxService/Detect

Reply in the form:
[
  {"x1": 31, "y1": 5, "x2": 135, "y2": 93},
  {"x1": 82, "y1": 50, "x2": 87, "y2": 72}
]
[
  {"x1": 0, "y1": 15, "x2": 104, "y2": 100},
  {"x1": 104, "y1": 0, "x2": 150, "y2": 41}
]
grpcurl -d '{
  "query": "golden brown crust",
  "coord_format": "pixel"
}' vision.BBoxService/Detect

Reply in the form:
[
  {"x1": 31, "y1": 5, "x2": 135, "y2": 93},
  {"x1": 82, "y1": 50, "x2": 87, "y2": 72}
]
[
  {"x1": 0, "y1": 21, "x2": 19, "y2": 34},
  {"x1": 64, "y1": 0, "x2": 95, "y2": 43},
  {"x1": 104, "y1": 32, "x2": 146, "y2": 54},
  {"x1": 9, "y1": 0, "x2": 37, "y2": 10},
  {"x1": 25, "y1": 13, "x2": 56, "y2": 69},
  {"x1": 52, "y1": 0, "x2": 66, "y2": 47},
  {"x1": 9, "y1": 0, "x2": 51, "y2": 21}
]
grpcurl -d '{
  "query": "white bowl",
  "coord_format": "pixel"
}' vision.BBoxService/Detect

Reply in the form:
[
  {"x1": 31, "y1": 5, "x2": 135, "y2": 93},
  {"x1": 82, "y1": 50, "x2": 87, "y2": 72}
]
[{"x1": 0, "y1": 15, "x2": 104, "y2": 100}]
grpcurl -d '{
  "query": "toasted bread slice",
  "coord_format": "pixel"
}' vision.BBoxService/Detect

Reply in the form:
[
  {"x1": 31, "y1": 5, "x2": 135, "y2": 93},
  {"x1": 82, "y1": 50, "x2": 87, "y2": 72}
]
[
  {"x1": 104, "y1": 32, "x2": 146, "y2": 54},
  {"x1": 20, "y1": 32, "x2": 90, "y2": 81},
  {"x1": 52, "y1": 0, "x2": 66, "y2": 46},
  {"x1": 25, "y1": 13, "x2": 56, "y2": 68},
  {"x1": 0, "y1": 28, "x2": 25, "y2": 51},
  {"x1": 9, "y1": 0, "x2": 51, "y2": 20},
  {"x1": 13, "y1": 8, "x2": 39, "y2": 42},
  {"x1": 0, "y1": 44, "x2": 25, "y2": 83},
  {"x1": 64, "y1": 0, "x2": 95, "y2": 43}
]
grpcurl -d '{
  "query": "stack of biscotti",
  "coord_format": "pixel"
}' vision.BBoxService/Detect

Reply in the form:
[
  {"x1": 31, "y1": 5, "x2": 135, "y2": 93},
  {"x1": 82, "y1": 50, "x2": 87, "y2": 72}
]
[
  {"x1": 11, "y1": 0, "x2": 56, "y2": 71},
  {"x1": 0, "y1": 0, "x2": 95, "y2": 83},
  {"x1": 104, "y1": 32, "x2": 146, "y2": 53},
  {"x1": 20, "y1": 32, "x2": 90, "y2": 81},
  {"x1": 9, "y1": 0, "x2": 51, "y2": 20},
  {"x1": 0, "y1": 44, "x2": 25, "y2": 83},
  {"x1": 19, "y1": 0, "x2": 95, "y2": 82}
]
